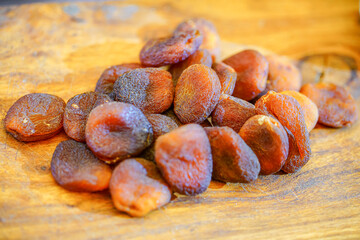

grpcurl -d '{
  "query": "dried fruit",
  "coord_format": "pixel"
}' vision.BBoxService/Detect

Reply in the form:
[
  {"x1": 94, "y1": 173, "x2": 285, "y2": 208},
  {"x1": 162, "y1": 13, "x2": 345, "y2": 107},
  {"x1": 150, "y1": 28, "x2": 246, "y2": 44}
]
[
  {"x1": 64, "y1": 92, "x2": 111, "y2": 142},
  {"x1": 212, "y1": 62, "x2": 237, "y2": 95},
  {"x1": 5, "y1": 93, "x2": 65, "y2": 142},
  {"x1": 211, "y1": 94, "x2": 257, "y2": 132},
  {"x1": 174, "y1": 64, "x2": 221, "y2": 124},
  {"x1": 223, "y1": 49, "x2": 268, "y2": 101},
  {"x1": 300, "y1": 83, "x2": 358, "y2": 127},
  {"x1": 162, "y1": 108, "x2": 183, "y2": 126},
  {"x1": 110, "y1": 158, "x2": 171, "y2": 217},
  {"x1": 113, "y1": 68, "x2": 174, "y2": 114},
  {"x1": 51, "y1": 140, "x2": 112, "y2": 192},
  {"x1": 281, "y1": 129, "x2": 303, "y2": 173},
  {"x1": 204, "y1": 126, "x2": 260, "y2": 182},
  {"x1": 85, "y1": 102, "x2": 153, "y2": 164},
  {"x1": 155, "y1": 124, "x2": 212, "y2": 195},
  {"x1": 240, "y1": 115, "x2": 289, "y2": 175}
]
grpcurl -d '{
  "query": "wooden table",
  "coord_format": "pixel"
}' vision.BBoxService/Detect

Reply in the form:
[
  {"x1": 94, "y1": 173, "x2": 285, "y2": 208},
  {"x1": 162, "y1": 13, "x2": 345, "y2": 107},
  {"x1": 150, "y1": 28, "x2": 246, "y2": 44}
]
[{"x1": 1, "y1": 0, "x2": 360, "y2": 239}]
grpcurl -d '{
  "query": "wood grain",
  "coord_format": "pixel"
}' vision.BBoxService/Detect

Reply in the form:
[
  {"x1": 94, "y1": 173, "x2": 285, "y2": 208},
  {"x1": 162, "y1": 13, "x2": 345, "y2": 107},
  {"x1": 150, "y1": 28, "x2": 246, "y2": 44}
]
[{"x1": 1, "y1": 0, "x2": 360, "y2": 239}]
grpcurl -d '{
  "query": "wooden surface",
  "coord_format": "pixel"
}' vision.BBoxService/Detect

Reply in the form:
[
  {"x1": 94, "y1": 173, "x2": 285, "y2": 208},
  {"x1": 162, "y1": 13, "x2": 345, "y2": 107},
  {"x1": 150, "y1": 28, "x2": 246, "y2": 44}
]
[{"x1": 1, "y1": 0, "x2": 360, "y2": 239}]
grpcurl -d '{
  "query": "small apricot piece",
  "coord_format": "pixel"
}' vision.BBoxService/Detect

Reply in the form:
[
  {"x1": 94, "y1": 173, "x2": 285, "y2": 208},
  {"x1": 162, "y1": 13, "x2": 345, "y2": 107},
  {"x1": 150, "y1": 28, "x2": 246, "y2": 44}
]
[
  {"x1": 113, "y1": 68, "x2": 174, "y2": 114},
  {"x1": 155, "y1": 124, "x2": 212, "y2": 195},
  {"x1": 211, "y1": 94, "x2": 257, "y2": 132},
  {"x1": 169, "y1": 49, "x2": 213, "y2": 86},
  {"x1": 51, "y1": 140, "x2": 112, "y2": 192},
  {"x1": 5, "y1": 93, "x2": 65, "y2": 142},
  {"x1": 240, "y1": 115, "x2": 289, "y2": 175},
  {"x1": 204, "y1": 127, "x2": 260, "y2": 182},
  {"x1": 223, "y1": 49, "x2": 268, "y2": 101},
  {"x1": 174, "y1": 64, "x2": 221, "y2": 124},
  {"x1": 64, "y1": 92, "x2": 111, "y2": 142},
  {"x1": 266, "y1": 55, "x2": 302, "y2": 92},
  {"x1": 212, "y1": 62, "x2": 237, "y2": 95},
  {"x1": 282, "y1": 129, "x2": 304, "y2": 173},
  {"x1": 300, "y1": 83, "x2": 358, "y2": 127},
  {"x1": 139, "y1": 25, "x2": 203, "y2": 67},
  {"x1": 110, "y1": 158, "x2": 171, "y2": 217},
  {"x1": 281, "y1": 90, "x2": 319, "y2": 131},
  {"x1": 85, "y1": 102, "x2": 153, "y2": 164}
]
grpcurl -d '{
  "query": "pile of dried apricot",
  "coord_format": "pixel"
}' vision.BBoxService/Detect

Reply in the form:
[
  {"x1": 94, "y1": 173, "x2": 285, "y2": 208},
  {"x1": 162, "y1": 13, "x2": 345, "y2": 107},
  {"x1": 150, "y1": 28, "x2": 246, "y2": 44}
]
[{"x1": 5, "y1": 18, "x2": 358, "y2": 217}]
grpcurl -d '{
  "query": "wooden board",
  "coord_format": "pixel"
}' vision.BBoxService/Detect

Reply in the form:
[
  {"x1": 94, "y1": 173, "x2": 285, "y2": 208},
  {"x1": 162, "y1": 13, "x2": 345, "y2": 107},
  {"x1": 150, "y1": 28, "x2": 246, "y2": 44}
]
[{"x1": 1, "y1": 0, "x2": 360, "y2": 239}]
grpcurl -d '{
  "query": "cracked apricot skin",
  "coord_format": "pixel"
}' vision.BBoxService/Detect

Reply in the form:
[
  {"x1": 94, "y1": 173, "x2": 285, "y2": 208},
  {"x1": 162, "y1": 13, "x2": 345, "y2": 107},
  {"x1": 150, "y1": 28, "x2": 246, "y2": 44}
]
[
  {"x1": 212, "y1": 62, "x2": 237, "y2": 95},
  {"x1": 51, "y1": 140, "x2": 112, "y2": 192},
  {"x1": 240, "y1": 115, "x2": 289, "y2": 175},
  {"x1": 64, "y1": 92, "x2": 111, "y2": 142},
  {"x1": 5, "y1": 93, "x2": 66, "y2": 142},
  {"x1": 174, "y1": 64, "x2": 221, "y2": 124},
  {"x1": 223, "y1": 49, "x2": 269, "y2": 101},
  {"x1": 155, "y1": 124, "x2": 212, "y2": 196},
  {"x1": 110, "y1": 158, "x2": 171, "y2": 217},
  {"x1": 113, "y1": 68, "x2": 174, "y2": 114},
  {"x1": 139, "y1": 25, "x2": 203, "y2": 67},
  {"x1": 300, "y1": 83, "x2": 358, "y2": 128},
  {"x1": 204, "y1": 127, "x2": 260, "y2": 182},
  {"x1": 85, "y1": 102, "x2": 153, "y2": 164},
  {"x1": 211, "y1": 94, "x2": 257, "y2": 133}
]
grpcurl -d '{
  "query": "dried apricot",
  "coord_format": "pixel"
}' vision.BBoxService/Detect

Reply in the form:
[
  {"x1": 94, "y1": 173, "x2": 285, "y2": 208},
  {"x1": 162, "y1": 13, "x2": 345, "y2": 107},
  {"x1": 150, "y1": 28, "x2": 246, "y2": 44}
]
[
  {"x1": 5, "y1": 93, "x2": 65, "y2": 142},
  {"x1": 85, "y1": 102, "x2": 153, "y2": 164},
  {"x1": 51, "y1": 140, "x2": 112, "y2": 192},
  {"x1": 155, "y1": 124, "x2": 212, "y2": 195},
  {"x1": 64, "y1": 92, "x2": 111, "y2": 142},
  {"x1": 300, "y1": 83, "x2": 358, "y2": 127},
  {"x1": 240, "y1": 115, "x2": 289, "y2": 175},
  {"x1": 113, "y1": 68, "x2": 174, "y2": 114},
  {"x1": 174, "y1": 64, "x2": 221, "y2": 124},
  {"x1": 281, "y1": 129, "x2": 304, "y2": 173},
  {"x1": 211, "y1": 94, "x2": 257, "y2": 132},
  {"x1": 204, "y1": 126, "x2": 260, "y2": 182},
  {"x1": 212, "y1": 62, "x2": 237, "y2": 95},
  {"x1": 162, "y1": 108, "x2": 183, "y2": 126},
  {"x1": 223, "y1": 49, "x2": 268, "y2": 101},
  {"x1": 110, "y1": 158, "x2": 171, "y2": 217}
]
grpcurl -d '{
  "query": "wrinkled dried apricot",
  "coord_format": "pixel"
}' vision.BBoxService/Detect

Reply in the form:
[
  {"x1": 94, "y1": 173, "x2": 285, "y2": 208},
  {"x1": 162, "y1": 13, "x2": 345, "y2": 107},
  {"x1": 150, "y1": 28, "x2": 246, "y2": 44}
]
[
  {"x1": 281, "y1": 90, "x2": 319, "y2": 131},
  {"x1": 64, "y1": 92, "x2": 111, "y2": 142},
  {"x1": 223, "y1": 49, "x2": 268, "y2": 101},
  {"x1": 240, "y1": 115, "x2": 289, "y2": 175},
  {"x1": 162, "y1": 108, "x2": 183, "y2": 126},
  {"x1": 155, "y1": 124, "x2": 212, "y2": 195},
  {"x1": 204, "y1": 126, "x2": 260, "y2": 182},
  {"x1": 51, "y1": 140, "x2": 112, "y2": 192},
  {"x1": 94, "y1": 63, "x2": 143, "y2": 97},
  {"x1": 139, "y1": 25, "x2": 203, "y2": 67},
  {"x1": 300, "y1": 83, "x2": 358, "y2": 127},
  {"x1": 85, "y1": 102, "x2": 153, "y2": 164},
  {"x1": 5, "y1": 93, "x2": 65, "y2": 142},
  {"x1": 281, "y1": 129, "x2": 304, "y2": 173},
  {"x1": 212, "y1": 62, "x2": 237, "y2": 95},
  {"x1": 110, "y1": 158, "x2": 171, "y2": 217},
  {"x1": 266, "y1": 55, "x2": 301, "y2": 92},
  {"x1": 174, "y1": 64, "x2": 221, "y2": 124},
  {"x1": 211, "y1": 94, "x2": 257, "y2": 132},
  {"x1": 169, "y1": 49, "x2": 212, "y2": 86},
  {"x1": 113, "y1": 68, "x2": 174, "y2": 114}
]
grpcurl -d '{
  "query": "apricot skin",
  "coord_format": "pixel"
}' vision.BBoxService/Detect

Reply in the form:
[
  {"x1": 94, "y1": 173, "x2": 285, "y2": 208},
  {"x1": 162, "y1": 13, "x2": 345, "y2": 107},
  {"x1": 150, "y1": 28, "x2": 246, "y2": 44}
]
[{"x1": 212, "y1": 62, "x2": 237, "y2": 95}]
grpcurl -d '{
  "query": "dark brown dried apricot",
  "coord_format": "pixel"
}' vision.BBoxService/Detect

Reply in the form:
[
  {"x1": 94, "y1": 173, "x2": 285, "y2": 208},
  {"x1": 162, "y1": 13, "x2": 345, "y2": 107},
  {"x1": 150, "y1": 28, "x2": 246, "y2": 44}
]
[
  {"x1": 64, "y1": 92, "x2": 111, "y2": 142},
  {"x1": 155, "y1": 124, "x2": 212, "y2": 195},
  {"x1": 51, "y1": 140, "x2": 112, "y2": 192},
  {"x1": 85, "y1": 102, "x2": 153, "y2": 164},
  {"x1": 110, "y1": 158, "x2": 171, "y2": 217},
  {"x1": 174, "y1": 64, "x2": 221, "y2": 124},
  {"x1": 169, "y1": 49, "x2": 212, "y2": 86},
  {"x1": 300, "y1": 83, "x2": 358, "y2": 127},
  {"x1": 139, "y1": 25, "x2": 203, "y2": 67},
  {"x1": 5, "y1": 93, "x2": 65, "y2": 142},
  {"x1": 223, "y1": 49, "x2": 268, "y2": 101},
  {"x1": 212, "y1": 62, "x2": 237, "y2": 95},
  {"x1": 211, "y1": 94, "x2": 257, "y2": 132},
  {"x1": 204, "y1": 126, "x2": 260, "y2": 182},
  {"x1": 240, "y1": 115, "x2": 289, "y2": 175},
  {"x1": 113, "y1": 68, "x2": 174, "y2": 114}
]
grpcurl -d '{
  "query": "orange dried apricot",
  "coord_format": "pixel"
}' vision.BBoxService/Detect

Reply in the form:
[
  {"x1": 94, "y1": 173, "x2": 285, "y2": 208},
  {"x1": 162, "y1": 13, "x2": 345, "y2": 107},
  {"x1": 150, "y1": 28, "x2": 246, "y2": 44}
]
[
  {"x1": 212, "y1": 62, "x2": 237, "y2": 95},
  {"x1": 281, "y1": 129, "x2": 304, "y2": 173}
]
